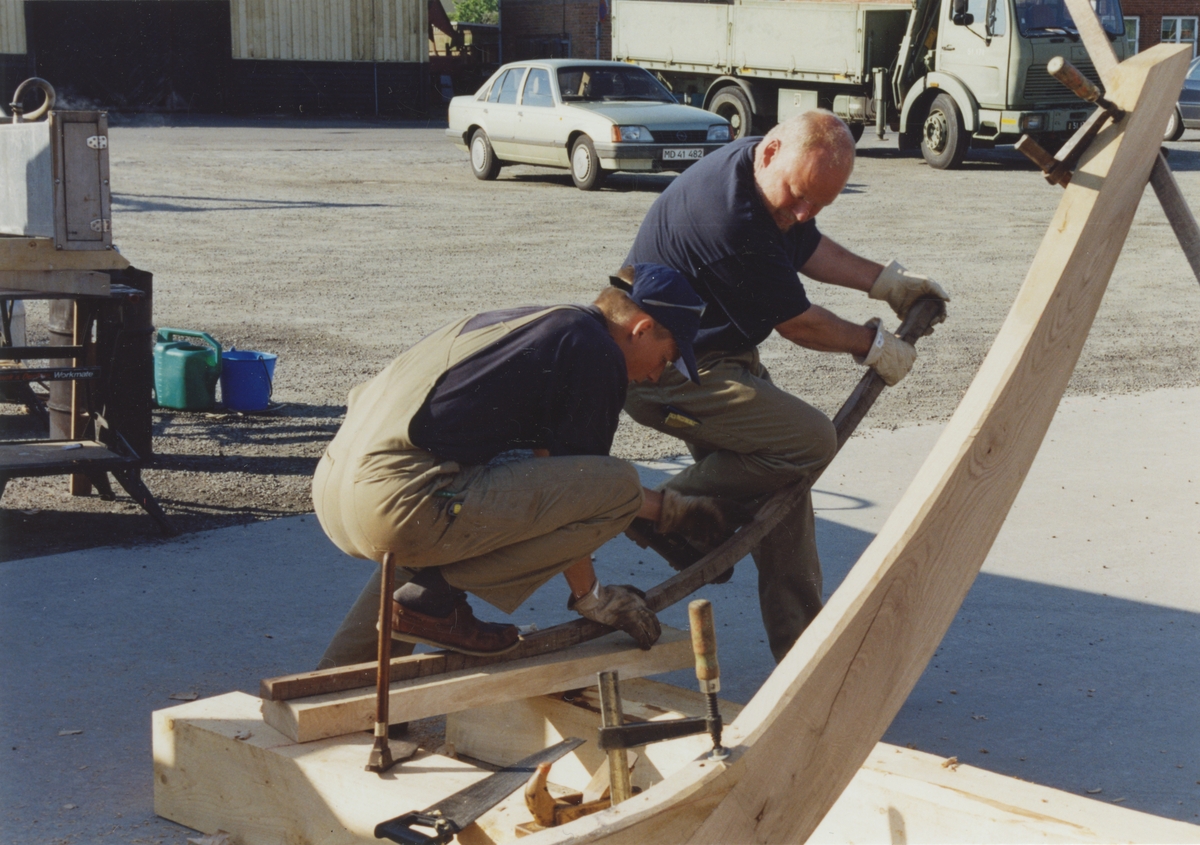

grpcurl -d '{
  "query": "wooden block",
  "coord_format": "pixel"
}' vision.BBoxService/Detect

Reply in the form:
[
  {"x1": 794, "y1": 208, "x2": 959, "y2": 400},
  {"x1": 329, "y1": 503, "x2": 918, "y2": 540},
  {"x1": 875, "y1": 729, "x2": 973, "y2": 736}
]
[
  {"x1": 447, "y1": 678, "x2": 744, "y2": 794},
  {"x1": 0, "y1": 237, "x2": 129, "y2": 271},
  {"x1": 1062, "y1": 0, "x2": 1121, "y2": 85},
  {"x1": 0, "y1": 270, "x2": 109, "y2": 297},
  {"x1": 262, "y1": 627, "x2": 694, "y2": 744},
  {"x1": 811, "y1": 745, "x2": 1200, "y2": 844},
  {"x1": 511, "y1": 44, "x2": 1195, "y2": 845},
  {"x1": 153, "y1": 691, "x2": 522, "y2": 845}
]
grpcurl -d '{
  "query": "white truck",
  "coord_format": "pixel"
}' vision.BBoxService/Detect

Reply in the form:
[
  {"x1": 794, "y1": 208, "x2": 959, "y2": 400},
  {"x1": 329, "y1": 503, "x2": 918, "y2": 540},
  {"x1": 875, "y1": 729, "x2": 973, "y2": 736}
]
[{"x1": 612, "y1": 0, "x2": 1128, "y2": 168}]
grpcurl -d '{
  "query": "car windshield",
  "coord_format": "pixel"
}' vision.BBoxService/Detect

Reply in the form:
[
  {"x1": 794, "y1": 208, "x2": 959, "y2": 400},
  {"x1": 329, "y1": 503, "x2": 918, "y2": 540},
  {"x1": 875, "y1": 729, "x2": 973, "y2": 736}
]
[
  {"x1": 1013, "y1": 0, "x2": 1124, "y2": 38},
  {"x1": 556, "y1": 66, "x2": 675, "y2": 103}
]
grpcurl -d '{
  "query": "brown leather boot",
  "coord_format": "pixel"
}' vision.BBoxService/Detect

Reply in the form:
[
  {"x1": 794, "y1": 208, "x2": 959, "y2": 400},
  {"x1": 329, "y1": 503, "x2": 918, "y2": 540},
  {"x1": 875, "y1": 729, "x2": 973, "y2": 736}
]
[{"x1": 391, "y1": 594, "x2": 521, "y2": 656}]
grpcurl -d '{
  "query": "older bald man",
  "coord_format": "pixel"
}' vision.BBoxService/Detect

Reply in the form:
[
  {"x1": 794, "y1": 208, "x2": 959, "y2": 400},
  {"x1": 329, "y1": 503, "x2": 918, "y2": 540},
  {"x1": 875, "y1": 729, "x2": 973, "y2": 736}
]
[{"x1": 624, "y1": 109, "x2": 949, "y2": 663}]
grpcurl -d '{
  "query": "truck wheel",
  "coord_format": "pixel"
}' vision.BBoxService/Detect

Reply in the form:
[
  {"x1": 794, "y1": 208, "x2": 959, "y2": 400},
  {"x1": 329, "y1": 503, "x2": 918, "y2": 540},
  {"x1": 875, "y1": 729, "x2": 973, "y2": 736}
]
[
  {"x1": 710, "y1": 88, "x2": 754, "y2": 139},
  {"x1": 570, "y1": 136, "x2": 607, "y2": 190},
  {"x1": 921, "y1": 93, "x2": 968, "y2": 170},
  {"x1": 1165, "y1": 105, "x2": 1185, "y2": 141},
  {"x1": 848, "y1": 123, "x2": 865, "y2": 142},
  {"x1": 470, "y1": 129, "x2": 502, "y2": 180}
]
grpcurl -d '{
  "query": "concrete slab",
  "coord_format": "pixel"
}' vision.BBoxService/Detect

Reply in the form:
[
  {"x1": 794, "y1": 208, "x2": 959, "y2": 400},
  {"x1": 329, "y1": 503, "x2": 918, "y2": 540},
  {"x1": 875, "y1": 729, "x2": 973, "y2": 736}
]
[{"x1": 1, "y1": 388, "x2": 1196, "y2": 842}]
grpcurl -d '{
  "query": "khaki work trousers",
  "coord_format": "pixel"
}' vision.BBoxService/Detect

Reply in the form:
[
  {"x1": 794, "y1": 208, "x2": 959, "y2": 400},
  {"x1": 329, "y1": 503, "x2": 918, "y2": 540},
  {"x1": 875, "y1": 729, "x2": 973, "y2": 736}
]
[
  {"x1": 315, "y1": 452, "x2": 643, "y2": 669},
  {"x1": 625, "y1": 348, "x2": 836, "y2": 662}
]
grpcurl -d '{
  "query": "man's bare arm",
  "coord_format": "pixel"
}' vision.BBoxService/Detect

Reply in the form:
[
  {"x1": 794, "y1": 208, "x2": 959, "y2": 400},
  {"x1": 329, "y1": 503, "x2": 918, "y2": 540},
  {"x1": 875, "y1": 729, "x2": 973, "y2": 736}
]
[
  {"x1": 798, "y1": 235, "x2": 883, "y2": 292},
  {"x1": 776, "y1": 304, "x2": 873, "y2": 355}
]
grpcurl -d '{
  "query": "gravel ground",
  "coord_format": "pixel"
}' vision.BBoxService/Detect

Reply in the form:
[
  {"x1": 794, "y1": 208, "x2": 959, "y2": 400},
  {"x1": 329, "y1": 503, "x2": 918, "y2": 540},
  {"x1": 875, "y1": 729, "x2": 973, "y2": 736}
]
[{"x1": 4, "y1": 117, "x2": 1200, "y2": 559}]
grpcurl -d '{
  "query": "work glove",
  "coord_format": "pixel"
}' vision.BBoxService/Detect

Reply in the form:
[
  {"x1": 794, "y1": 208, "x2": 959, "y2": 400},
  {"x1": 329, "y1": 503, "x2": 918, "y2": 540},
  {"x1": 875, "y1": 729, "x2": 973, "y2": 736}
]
[
  {"x1": 657, "y1": 489, "x2": 749, "y2": 548},
  {"x1": 570, "y1": 581, "x2": 662, "y2": 650},
  {"x1": 869, "y1": 259, "x2": 950, "y2": 329},
  {"x1": 854, "y1": 317, "x2": 917, "y2": 386}
]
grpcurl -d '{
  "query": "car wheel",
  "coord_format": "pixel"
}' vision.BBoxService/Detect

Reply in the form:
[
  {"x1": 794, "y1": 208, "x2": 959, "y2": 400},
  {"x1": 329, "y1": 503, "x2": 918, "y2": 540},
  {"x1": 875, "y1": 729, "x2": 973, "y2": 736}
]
[
  {"x1": 470, "y1": 129, "x2": 502, "y2": 181},
  {"x1": 921, "y1": 93, "x2": 968, "y2": 170},
  {"x1": 1165, "y1": 106, "x2": 1185, "y2": 142},
  {"x1": 570, "y1": 136, "x2": 607, "y2": 190},
  {"x1": 709, "y1": 87, "x2": 754, "y2": 140}
]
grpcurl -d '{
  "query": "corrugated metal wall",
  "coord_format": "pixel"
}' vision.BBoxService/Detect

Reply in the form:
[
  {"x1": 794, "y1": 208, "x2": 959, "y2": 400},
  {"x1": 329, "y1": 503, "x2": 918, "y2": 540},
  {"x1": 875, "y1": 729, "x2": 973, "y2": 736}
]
[
  {"x1": 1, "y1": 0, "x2": 27, "y2": 55},
  {"x1": 231, "y1": 0, "x2": 427, "y2": 63}
]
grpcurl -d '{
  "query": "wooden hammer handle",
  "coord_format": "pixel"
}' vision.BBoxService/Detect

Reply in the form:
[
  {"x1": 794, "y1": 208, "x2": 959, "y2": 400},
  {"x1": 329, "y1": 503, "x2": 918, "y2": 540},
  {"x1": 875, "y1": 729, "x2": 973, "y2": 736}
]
[
  {"x1": 1047, "y1": 57, "x2": 1101, "y2": 103},
  {"x1": 688, "y1": 599, "x2": 720, "y2": 693}
]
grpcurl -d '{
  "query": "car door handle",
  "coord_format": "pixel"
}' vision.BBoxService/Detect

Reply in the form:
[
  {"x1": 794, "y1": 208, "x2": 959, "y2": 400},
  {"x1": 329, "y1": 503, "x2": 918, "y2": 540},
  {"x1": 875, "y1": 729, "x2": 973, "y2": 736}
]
[{"x1": 942, "y1": 44, "x2": 956, "y2": 51}]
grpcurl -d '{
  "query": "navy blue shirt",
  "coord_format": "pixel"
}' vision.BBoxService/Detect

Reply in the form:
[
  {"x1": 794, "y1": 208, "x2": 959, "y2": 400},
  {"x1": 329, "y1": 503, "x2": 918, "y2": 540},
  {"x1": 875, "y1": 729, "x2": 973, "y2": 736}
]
[
  {"x1": 408, "y1": 306, "x2": 627, "y2": 465},
  {"x1": 626, "y1": 137, "x2": 821, "y2": 355}
]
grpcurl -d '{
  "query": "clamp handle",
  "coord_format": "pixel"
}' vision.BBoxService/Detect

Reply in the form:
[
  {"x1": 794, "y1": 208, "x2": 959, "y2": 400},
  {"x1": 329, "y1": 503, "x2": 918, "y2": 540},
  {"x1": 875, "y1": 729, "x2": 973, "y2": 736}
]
[
  {"x1": 1047, "y1": 57, "x2": 1101, "y2": 103},
  {"x1": 689, "y1": 599, "x2": 719, "y2": 694}
]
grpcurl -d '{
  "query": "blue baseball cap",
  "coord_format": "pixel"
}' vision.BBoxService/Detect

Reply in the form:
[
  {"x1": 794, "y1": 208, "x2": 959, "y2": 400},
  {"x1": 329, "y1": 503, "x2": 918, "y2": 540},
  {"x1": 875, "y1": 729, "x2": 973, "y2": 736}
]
[{"x1": 609, "y1": 263, "x2": 706, "y2": 383}]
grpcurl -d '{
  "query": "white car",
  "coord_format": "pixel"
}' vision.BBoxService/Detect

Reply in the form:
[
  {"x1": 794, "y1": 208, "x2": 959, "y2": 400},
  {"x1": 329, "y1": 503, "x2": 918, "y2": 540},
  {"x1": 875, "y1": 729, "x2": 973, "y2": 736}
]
[{"x1": 447, "y1": 59, "x2": 732, "y2": 190}]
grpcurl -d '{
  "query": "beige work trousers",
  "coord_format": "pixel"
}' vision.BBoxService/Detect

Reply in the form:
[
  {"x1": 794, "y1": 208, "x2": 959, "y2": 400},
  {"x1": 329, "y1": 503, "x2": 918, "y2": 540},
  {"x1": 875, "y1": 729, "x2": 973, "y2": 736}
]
[
  {"x1": 314, "y1": 451, "x2": 643, "y2": 669},
  {"x1": 625, "y1": 347, "x2": 836, "y2": 662}
]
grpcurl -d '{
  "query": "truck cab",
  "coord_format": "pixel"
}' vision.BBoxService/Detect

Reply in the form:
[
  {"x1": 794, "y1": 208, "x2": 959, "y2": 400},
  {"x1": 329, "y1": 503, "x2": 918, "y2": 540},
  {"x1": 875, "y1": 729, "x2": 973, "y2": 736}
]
[{"x1": 898, "y1": 0, "x2": 1128, "y2": 166}]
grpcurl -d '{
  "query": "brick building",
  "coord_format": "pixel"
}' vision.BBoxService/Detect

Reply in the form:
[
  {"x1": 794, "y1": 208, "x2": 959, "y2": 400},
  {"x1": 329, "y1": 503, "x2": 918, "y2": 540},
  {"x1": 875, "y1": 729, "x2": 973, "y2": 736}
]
[
  {"x1": 1121, "y1": 0, "x2": 1200, "y2": 58},
  {"x1": 500, "y1": 0, "x2": 612, "y2": 62}
]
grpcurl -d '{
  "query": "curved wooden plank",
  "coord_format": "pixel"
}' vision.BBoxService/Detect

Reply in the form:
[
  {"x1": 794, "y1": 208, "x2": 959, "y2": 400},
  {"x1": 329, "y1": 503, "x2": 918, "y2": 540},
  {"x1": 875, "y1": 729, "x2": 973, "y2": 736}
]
[{"x1": 519, "y1": 43, "x2": 1192, "y2": 845}]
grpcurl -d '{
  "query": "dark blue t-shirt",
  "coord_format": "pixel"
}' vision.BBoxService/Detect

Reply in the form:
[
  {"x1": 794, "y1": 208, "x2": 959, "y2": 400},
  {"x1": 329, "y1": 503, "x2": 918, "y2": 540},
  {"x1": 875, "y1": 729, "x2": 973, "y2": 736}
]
[
  {"x1": 408, "y1": 306, "x2": 627, "y2": 465},
  {"x1": 626, "y1": 137, "x2": 822, "y2": 355}
]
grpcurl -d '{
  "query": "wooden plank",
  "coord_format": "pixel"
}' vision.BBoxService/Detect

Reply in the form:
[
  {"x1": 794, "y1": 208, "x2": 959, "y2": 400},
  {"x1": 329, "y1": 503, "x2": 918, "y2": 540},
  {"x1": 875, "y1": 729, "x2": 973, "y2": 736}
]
[
  {"x1": 0, "y1": 238, "x2": 127, "y2": 271},
  {"x1": 1149, "y1": 152, "x2": 1200, "y2": 286},
  {"x1": 811, "y1": 745, "x2": 1200, "y2": 845},
  {"x1": 0, "y1": 270, "x2": 109, "y2": 296},
  {"x1": 1063, "y1": 0, "x2": 1120, "y2": 86},
  {"x1": 153, "y1": 692, "x2": 512, "y2": 845},
  {"x1": 513, "y1": 44, "x2": 1194, "y2": 845},
  {"x1": 262, "y1": 627, "x2": 694, "y2": 744},
  {"x1": 0, "y1": 441, "x2": 130, "y2": 476}
]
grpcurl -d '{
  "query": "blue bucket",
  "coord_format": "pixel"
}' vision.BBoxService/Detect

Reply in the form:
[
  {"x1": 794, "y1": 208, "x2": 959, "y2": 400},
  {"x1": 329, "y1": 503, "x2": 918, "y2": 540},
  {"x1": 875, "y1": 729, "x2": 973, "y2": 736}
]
[{"x1": 220, "y1": 348, "x2": 277, "y2": 411}]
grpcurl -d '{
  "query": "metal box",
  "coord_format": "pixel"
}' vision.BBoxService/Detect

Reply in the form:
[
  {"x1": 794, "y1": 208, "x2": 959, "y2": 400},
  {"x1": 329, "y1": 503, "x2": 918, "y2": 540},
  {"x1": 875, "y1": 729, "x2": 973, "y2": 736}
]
[{"x1": 0, "y1": 110, "x2": 112, "y2": 250}]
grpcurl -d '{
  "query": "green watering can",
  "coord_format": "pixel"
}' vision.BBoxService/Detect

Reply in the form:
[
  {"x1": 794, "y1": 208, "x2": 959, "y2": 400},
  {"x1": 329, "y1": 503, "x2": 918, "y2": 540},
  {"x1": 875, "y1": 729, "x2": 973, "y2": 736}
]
[{"x1": 154, "y1": 329, "x2": 222, "y2": 410}]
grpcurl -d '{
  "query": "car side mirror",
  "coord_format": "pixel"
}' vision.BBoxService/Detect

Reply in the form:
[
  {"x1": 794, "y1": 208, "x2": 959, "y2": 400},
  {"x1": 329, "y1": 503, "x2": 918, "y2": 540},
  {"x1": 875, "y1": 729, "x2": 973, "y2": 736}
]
[{"x1": 951, "y1": 0, "x2": 974, "y2": 25}]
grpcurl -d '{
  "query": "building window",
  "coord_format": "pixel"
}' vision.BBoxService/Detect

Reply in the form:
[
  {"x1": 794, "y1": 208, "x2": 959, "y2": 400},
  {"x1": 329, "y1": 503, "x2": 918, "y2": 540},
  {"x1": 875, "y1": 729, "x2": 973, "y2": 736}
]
[
  {"x1": 1162, "y1": 16, "x2": 1199, "y2": 58},
  {"x1": 1123, "y1": 16, "x2": 1139, "y2": 54}
]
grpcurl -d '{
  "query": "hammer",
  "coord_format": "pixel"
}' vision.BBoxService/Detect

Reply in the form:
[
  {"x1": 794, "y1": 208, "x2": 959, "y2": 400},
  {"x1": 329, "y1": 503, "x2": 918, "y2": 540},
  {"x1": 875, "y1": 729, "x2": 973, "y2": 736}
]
[{"x1": 367, "y1": 551, "x2": 399, "y2": 773}]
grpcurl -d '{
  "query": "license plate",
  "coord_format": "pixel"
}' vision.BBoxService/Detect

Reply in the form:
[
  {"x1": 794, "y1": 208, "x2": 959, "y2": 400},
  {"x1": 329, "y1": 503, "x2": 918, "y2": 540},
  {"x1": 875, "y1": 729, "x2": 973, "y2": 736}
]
[
  {"x1": 663, "y1": 147, "x2": 705, "y2": 161},
  {"x1": 1066, "y1": 120, "x2": 1083, "y2": 131}
]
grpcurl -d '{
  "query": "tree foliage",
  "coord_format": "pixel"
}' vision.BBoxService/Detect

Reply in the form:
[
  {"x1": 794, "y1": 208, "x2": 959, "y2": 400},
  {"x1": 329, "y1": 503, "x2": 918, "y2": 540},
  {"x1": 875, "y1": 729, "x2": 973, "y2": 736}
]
[{"x1": 455, "y1": 0, "x2": 498, "y2": 24}]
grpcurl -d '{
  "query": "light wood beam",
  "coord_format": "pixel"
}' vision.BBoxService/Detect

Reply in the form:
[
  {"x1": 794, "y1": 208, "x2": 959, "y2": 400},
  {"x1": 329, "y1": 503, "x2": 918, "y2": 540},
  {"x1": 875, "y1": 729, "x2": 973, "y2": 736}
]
[
  {"x1": 1062, "y1": 0, "x2": 1121, "y2": 85},
  {"x1": 262, "y1": 628, "x2": 694, "y2": 744}
]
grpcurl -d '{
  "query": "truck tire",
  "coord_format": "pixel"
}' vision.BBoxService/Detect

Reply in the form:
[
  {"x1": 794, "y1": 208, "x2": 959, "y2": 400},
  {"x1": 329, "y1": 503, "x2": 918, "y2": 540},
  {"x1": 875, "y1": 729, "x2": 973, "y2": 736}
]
[
  {"x1": 921, "y1": 93, "x2": 968, "y2": 170},
  {"x1": 1165, "y1": 105, "x2": 1185, "y2": 141},
  {"x1": 709, "y1": 88, "x2": 754, "y2": 140},
  {"x1": 848, "y1": 123, "x2": 865, "y2": 142},
  {"x1": 470, "y1": 129, "x2": 502, "y2": 180},
  {"x1": 570, "y1": 135, "x2": 608, "y2": 190}
]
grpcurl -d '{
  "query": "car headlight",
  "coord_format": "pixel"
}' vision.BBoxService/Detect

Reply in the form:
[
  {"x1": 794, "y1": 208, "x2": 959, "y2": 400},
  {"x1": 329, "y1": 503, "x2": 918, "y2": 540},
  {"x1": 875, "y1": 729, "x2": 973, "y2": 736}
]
[
  {"x1": 1020, "y1": 113, "x2": 1046, "y2": 131},
  {"x1": 707, "y1": 124, "x2": 732, "y2": 142},
  {"x1": 612, "y1": 125, "x2": 654, "y2": 142}
]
